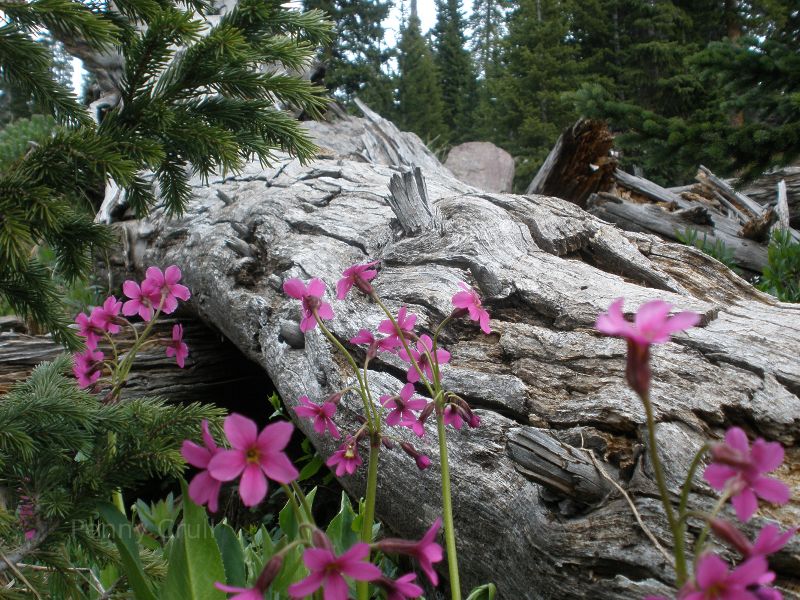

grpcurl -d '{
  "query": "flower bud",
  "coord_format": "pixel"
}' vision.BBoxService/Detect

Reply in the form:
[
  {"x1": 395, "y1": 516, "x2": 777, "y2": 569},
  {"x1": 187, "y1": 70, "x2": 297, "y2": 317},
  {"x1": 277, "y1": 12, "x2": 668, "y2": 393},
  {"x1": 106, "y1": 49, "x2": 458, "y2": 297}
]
[
  {"x1": 418, "y1": 402, "x2": 435, "y2": 424},
  {"x1": 400, "y1": 442, "x2": 431, "y2": 470},
  {"x1": 255, "y1": 553, "x2": 284, "y2": 589},
  {"x1": 710, "y1": 518, "x2": 752, "y2": 556},
  {"x1": 312, "y1": 528, "x2": 333, "y2": 551}
]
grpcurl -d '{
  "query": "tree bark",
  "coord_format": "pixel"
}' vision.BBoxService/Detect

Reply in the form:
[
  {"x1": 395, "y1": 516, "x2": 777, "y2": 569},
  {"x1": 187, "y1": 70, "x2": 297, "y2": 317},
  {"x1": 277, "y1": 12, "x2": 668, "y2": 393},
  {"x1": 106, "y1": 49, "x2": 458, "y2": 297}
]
[{"x1": 101, "y1": 108, "x2": 800, "y2": 599}]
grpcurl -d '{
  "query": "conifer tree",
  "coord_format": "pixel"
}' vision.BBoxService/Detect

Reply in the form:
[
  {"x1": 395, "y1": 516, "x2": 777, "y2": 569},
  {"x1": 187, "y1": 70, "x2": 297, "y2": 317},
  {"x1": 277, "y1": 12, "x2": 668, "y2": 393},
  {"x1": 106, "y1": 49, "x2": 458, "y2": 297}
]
[
  {"x1": 494, "y1": 0, "x2": 584, "y2": 187},
  {"x1": 302, "y1": 0, "x2": 395, "y2": 117},
  {"x1": 469, "y1": 0, "x2": 510, "y2": 79},
  {"x1": 0, "y1": 0, "x2": 331, "y2": 346},
  {"x1": 433, "y1": 0, "x2": 478, "y2": 143},
  {"x1": 396, "y1": 0, "x2": 447, "y2": 143}
]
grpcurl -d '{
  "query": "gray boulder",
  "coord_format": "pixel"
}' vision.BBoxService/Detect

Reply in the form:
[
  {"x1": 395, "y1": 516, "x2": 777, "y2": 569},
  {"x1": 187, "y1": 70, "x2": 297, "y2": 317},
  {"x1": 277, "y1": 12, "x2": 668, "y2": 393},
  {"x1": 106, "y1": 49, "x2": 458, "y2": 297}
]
[{"x1": 444, "y1": 141, "x2": 515, "y2": 192}]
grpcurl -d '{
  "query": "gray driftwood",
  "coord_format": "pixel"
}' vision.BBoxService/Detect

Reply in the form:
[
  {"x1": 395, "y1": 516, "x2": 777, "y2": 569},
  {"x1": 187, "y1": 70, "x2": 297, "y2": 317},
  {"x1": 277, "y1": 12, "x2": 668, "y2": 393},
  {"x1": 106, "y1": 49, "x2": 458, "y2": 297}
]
[{"x1": 104, "y1": 109, "x2": 800, "y2": 599}]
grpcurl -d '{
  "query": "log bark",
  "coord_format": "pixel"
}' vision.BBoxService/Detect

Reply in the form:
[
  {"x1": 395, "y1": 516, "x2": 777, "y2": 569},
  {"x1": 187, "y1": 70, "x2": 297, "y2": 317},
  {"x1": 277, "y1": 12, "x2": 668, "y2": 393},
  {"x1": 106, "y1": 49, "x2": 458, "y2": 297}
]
[{"x1": 101, "y1": 110, "x2": 800, "y2": 599}]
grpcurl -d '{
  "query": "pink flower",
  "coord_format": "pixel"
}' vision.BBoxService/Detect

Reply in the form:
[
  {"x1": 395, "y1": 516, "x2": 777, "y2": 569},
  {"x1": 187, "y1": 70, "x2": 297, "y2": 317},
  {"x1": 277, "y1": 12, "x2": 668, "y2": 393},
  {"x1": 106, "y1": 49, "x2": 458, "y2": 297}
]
[
  {"x1": 377, "y1": 306, "x2": 417, "y2": 351},
  {"x1": 122, "y1": 279, "x2": 161, "y2": 321},
  {"x1": 337, "y1": 260, "x2": 379, "y2": 299},
  {"x1": 682, "y1": 554, "x2": 769, "y2": 600},
  {"x1": 400, "y1": 442, "x2": 431, "y2": 470},
  {"x1": 375, "y1": 518, "x2": 443, "y2": 586},
  {"x1": 143, "y1": 265, "x2": 191, "y2": 314},
  {"x1": 381, "y1": 383, "x2": 427, "y2": 427},
  {"x1": 294, "y1": 395, "x2": 340, "y2": 439},
  {"x1": 596, "y1": 298, "x2": 700, "y2": 397},
  {"x1": 94, "y1": 296, "x2": 123, "y2": 334},
  {"x1": 399, "y1": 334, "x2": 450, "y2": 383},
  {"x1": 208, "y1": 414, "x2": 299, "y2": 507},
  {"x1": 443, "y1": 404, "x2": 465, "y2": 430},
  {"x1": 452, "y1": 282, "x2": 491, "y2": 334},
  {"x1": 326, "y1": 436, "x2": 362, "y2": 476},
  {"x1": 596, "y1": 298, "x2": 700, "y2": 346},
  {"x1": 750, "y1": 524, "x2": 797, "y2": 558},
  {"x1": 165, "y1": 324, "x2": 189, "y2": 368},
  {"x1": 288, "y1": 542, "x2": 381, "y2": 599},
  {"x1": 704, "y1": 427, "x2": 790, "y2": 521},
  {"x1": 375, "y1": 573, "x2": 424, "y2": 600},
  {"x1": 350, "y1": 329, "x2": 395, "y2": 358},
  {"x1": 75, "y1": 311, "x2": 106, "y2": 349},
  {"x1": 73, "y1": 348, "x2": 104, "y2": 388},
  {"x1": 181, "y1": 420, "x2": 223, "y2": 513},
  {"x1": 214, "y1": 583, "x2": 263, "y2": 600},
  {"x1": 283, "y1": 278, "x2": 334, "y2": 332},
  {"x1": 401, "y1": 415, "x2": 426, "y2": 437}
]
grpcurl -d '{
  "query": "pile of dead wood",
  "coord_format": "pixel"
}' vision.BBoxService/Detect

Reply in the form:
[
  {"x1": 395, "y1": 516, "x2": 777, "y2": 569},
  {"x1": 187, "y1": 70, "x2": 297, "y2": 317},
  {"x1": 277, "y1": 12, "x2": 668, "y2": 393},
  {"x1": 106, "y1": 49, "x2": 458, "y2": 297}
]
[{"x1": 528, "y1": 119, "x2": 800, "y2": 275}]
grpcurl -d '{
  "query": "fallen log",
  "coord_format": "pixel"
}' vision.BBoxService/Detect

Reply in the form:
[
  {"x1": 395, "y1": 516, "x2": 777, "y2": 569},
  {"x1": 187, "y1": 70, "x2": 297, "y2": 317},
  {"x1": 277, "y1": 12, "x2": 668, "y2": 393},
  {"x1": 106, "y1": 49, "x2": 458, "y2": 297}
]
[
  {"x1": 101, "y1": 108, "x2": 800, "y2": 599},
  {"x1": 0, "y1": 318, "x2": 270, "y2": 404}
]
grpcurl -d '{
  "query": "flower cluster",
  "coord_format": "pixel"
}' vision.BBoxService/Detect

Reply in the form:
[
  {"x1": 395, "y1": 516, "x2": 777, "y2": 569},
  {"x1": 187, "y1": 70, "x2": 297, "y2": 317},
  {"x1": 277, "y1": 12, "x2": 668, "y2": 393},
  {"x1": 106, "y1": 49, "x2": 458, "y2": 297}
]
[
  {"x1": 283, "y1": 262, "x2": 489, "y2": 476},
  {"x1": 182, "y1": 414, "x2": 444, "y2": 600},
  {"x1": 72, "y1": 265, "x2": 190, "y2": 389}
]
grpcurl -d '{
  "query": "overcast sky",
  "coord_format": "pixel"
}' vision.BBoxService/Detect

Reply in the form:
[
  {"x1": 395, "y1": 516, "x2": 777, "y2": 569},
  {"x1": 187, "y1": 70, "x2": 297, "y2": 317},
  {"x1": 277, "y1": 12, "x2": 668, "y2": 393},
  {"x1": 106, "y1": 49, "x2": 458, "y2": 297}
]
[{"x1": 386, "y1": 1, "x2": 474, "y2": 45}]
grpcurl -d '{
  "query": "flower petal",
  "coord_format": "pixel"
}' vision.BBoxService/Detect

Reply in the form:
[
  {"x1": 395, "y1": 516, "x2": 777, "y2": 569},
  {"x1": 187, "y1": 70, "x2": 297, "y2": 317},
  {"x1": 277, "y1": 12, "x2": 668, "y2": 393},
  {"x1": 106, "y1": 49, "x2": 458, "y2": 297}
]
[
  {"x1": 261, "y1": 451, "x2": 300, "y2": 484},
  {"x1": 750, "y1": 439, "x2": 784, "y2": 473},
  {"x1": 288, "y1": 571, "x2": 325, "y2": 598},
  {"x1": 724, "y1": 427, "x2": 750, "y2": 453},
  {"x1": 181, "y1": 440, "x2": 211, "y2": 468},
  {"x1": 225, "y1": 413, "x2": 258, "y2": 449},
  {"x1": 732, "y1": 488, "x2": 759, "y2": 522},
  {"x1": 303, "y1": 547, "x2": 336, "y2": 571},
  {"x1": 283, "y1": 278, "x2": 306, "y2": 299},
  {"x1": 256, "y1": 420, "x2": 294, "y2": 454},
  {"x1": 751, "y1": 476, "x2": 790, "y2": 505},
  {"x1": 307, "y1": 278, "x2": 326, "y2": 297},
  {"x1": 239, "y1": 464, "x2": 268, "y2": 506},
  {"x1": 695, "y1": 553, "x2": 728, "y2": 589},
  {"x1": 208, "y1": 449, "x2": 246, "y2": 481}
]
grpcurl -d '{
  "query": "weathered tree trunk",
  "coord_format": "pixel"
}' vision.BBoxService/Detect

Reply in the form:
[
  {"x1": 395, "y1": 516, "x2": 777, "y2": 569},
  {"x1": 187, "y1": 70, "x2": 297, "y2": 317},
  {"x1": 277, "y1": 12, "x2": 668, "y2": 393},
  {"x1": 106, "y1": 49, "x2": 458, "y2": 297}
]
[{"x1": 102, "y1": 108, "x2": 800, "y2": 599}]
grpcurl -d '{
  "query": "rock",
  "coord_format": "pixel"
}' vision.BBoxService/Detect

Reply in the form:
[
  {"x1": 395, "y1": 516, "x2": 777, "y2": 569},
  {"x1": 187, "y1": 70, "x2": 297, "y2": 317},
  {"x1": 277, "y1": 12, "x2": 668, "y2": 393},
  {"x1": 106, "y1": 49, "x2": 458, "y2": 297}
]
[{"x1": 444, "y1": 141, "x2": 515, "y2": 193}]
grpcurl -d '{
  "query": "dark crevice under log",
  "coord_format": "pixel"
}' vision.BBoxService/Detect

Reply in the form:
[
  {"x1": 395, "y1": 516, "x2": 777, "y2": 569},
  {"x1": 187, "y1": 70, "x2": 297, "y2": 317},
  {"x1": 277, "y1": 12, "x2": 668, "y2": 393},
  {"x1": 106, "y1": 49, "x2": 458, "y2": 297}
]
[{"x1": 99, "y1": 108, "x2": 799, "y2": 599}]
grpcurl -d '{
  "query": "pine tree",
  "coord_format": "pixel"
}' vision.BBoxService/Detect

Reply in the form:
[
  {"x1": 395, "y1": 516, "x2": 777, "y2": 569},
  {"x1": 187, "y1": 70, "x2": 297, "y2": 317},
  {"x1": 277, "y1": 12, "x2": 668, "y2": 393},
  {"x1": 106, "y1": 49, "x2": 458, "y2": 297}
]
[
  {"x1": 433, "y1": 0, "x2": 478, "y2": 143},
  {"x1": 0, "y1": 0, "x2": 332, "y2": 346},
  {"x1": 396, "y1": 0, "x2": 447, "y2": 143},
  {"x1": 494, "y1": 0, "x2": 584, "y2": 187},
  {"x1": 302, "y1": 0, "x2": 395, "y2": 117},
  {"x1": 469, "y1": 0, "x2": 510, "y2": 79}
]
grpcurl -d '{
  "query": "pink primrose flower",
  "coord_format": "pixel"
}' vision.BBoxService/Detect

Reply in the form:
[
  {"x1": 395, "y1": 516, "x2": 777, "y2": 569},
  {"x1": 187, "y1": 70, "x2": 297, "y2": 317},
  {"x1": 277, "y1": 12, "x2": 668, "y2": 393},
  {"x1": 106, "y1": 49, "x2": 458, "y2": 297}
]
[
  {"x1": 350, "y1": 328, "x2": 395, "y2": 358},
  {"x1": 288, "y1": 542, "x2": 381, "y2": 599},
  {"x1": 684, "y1": 554, "x2": 770, "y2": 600},
  {"x1": 181, "y1": 420, "x2": 223, "y2": 513},
  {"x1": 165, "y1": 324, "x2": 189, "y2": 368},
  {"x1": 443, "y1": 404, "x2": 465, "y2": 430},
  {"x1": 94, "y1": 295, "x2": 123, "y2": 334},
  {"x1": 75, "y1": 311, "x2": 106, "y2": 349},
  {"x1": 399, "y1": 334, "x2": 450, "y2": 383},
  {"x1": 283, "y1": 278, "x2": 334, "y2": 332},
  {"x1": 326, "y1": 435, "x2": 362, "y2": 476},
  {"x1": 376, "y1": 573, "x2": 424, "y2": 600},
  {"x1": 400, "y1": 442, "x2": 431, "y2": 470},
  {"x1": 294, "y1": 395, "x2": 340, "y2": 439},
  {"x1": 73, "y1": 348, "x2": 104, "y2": 388},
  {"x1": 596, "y1": 298, "x2": 700, "y2": 346},
  {"x1": 750, "y1": 524, "x2": 797, "y2": 558},
  {"x1": 143, "y1": 265, "x2": 190, "y2": 314},
  {"x1": 337, "y1": 260, "x2": 379, "y2": 299},
  {"x1": 596, "y1": 298, "x2": 700, "y2": 397},
  {"x1": 122, "y1": 279, "x2": 161, "y2": 321},
  {"x1": 377, "y1": 306, "x2": 417, "y2": 351},
  {"x1": 208, "y1": 414, "x2": 299, "y2": 507},
  {"x1": 401, "y1": 414, "x2": 426, "y2": 437},
  {"x1": 451, "y1": 282, "x2": 491, "y2": 334},
  {"x1": 381, "y1": 383, "x2": 427, "y2": 427},
  {"x1": 704, "y1": 427, "x2": 790, "y2": 521},
  {"x1": 375, "y1": 518, "x2": 443, "y2": 586}
]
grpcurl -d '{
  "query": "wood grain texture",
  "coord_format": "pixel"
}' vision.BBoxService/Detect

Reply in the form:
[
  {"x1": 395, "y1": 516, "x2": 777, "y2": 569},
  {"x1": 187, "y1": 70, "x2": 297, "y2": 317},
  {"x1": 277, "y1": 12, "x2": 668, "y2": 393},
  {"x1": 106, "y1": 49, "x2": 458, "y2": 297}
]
[{"x1": 101, "y1": 109, "x2": 800, "y2": 599}]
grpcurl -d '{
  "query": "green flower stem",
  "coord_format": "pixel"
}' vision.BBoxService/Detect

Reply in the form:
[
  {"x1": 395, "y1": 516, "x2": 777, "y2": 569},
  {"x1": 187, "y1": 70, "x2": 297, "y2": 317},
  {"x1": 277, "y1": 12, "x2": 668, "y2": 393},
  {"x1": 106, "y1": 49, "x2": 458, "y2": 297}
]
[
  {"x1": 111, "y1": 489, "x2": 125, "y2": 515},
  {"x1": 640, "y1": 390, "x2": 687, "y2": 586},
  {"x1": 109, "y1": 306, "x2": 163, "y2": 400},
  {"x1": 435, "y1": 409, "x2": 461, "y2": 600},
  {"x1": 693, "y1": 490, "x2": 732, "y2": 566},
  {"x1": 313, "y1": 313, "x2": 376, "y2": 429},
  {"x1": 357, "y1": 442, "x2": 380, "y2": 600}
]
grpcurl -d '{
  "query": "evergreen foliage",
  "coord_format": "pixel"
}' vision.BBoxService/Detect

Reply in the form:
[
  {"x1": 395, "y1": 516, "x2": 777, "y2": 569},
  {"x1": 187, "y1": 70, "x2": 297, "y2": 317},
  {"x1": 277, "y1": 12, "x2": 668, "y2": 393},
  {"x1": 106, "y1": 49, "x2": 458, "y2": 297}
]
[
  {"x1": 758, "y1": 229, "x2": 800, "y2": 303},
  {"x1": 396, "y1": 0, "x2": 446, "y2": 143},
  {"x1": 0, "y1": 356, "x2": 224, "y2": 595},
  {"x1": 302, "y1": 0, "x2": 395, "y2": 117},
  {"x1": 493, "y1": 0, "x2": 584, "y2": 187},
  {"x1": 432, "y1": 0, "x2": 478, "y2": 143},
  {"x1": 0, "y1": 0, "x2": 331, "y2": 346}
]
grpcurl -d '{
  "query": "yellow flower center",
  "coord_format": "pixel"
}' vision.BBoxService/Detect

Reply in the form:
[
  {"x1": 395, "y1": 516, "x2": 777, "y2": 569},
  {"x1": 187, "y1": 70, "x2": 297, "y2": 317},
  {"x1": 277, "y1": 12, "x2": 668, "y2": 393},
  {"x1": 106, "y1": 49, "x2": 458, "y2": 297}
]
[{"x1": 246, "y1": 448, "x2": 261, "y2": 464}]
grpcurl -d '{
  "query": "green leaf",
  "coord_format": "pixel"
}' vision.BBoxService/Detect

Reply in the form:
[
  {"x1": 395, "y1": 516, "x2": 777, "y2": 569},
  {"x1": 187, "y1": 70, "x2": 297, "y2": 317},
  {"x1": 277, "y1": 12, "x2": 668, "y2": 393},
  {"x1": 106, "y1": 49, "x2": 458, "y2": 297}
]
[
  {"x1": 466, "y1": 583, "x2": 497, "y2": 600},
  {"x1": 326, "y1": 492, "x2": 358, "y2": 555},
  {"x1": 97, "y1": 502, "x2": 157, "y2": 600},
  {"x1": 214, "y1": 523, "x2": 247, "y2": 588},
  {"x1": 297, "y1": 455, "x2": 323, "y2": 482},
  {"x1": 278, "y1": 487, "x2": 316, "y2": 541},
  {"x1": 160, "y1": 480, "x2": 226, "y2": 600}
]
